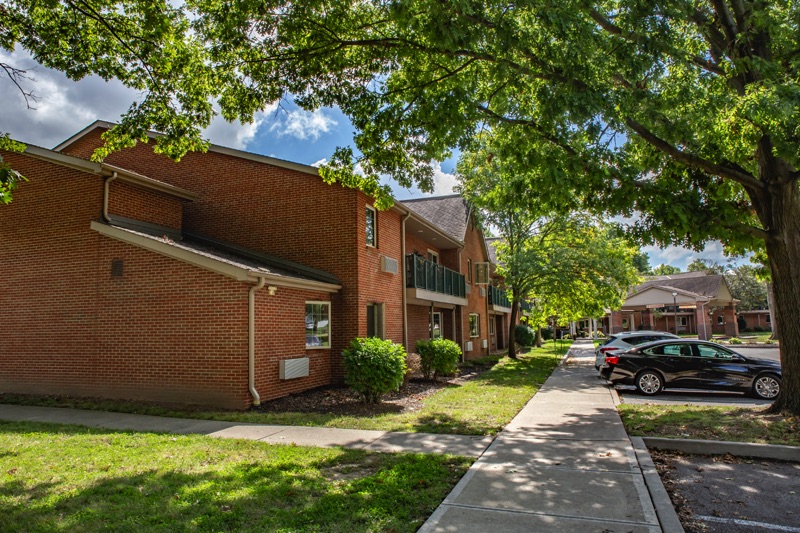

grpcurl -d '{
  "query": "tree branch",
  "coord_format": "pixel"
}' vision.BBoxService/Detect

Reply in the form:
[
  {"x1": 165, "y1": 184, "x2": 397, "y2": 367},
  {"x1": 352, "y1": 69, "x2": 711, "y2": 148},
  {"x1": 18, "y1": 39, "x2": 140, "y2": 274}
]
[
  {"x1": 0, "y1": 62, "x2": 38, "y2": 109},
  {"x1": 625, "y1": 117, "x2": 764, "y2": 191}
]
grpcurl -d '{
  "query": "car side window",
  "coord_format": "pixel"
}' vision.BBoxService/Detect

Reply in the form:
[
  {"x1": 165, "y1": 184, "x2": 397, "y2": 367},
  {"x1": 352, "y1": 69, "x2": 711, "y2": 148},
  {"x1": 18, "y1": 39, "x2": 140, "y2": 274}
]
[
  {"x1": 697, "y1": 344, "x2": 735, "y2": 359},
  {"x1": 660, "y1": 344, "x2": 690, "y2": 356}
]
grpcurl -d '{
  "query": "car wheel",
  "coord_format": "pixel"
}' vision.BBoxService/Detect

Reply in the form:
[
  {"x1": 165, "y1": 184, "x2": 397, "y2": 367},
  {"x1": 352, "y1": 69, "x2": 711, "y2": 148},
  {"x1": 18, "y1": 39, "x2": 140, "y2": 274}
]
[
  {"x1": 635, "y1": 371, "x2": 664, "y2": 396},
  {"x1": 752, "y1": 374, "x2": 781, "y2": 400}
]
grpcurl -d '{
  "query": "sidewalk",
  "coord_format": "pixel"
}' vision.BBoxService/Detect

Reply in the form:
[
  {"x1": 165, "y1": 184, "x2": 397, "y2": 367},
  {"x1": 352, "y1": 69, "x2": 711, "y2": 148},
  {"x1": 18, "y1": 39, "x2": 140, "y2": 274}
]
[
  {"x1": 0, "y1": 404, "x2": 492, "y2": 458},
  {"x1": 420, "y1": 339, "x2": 665, "y2": 532}
]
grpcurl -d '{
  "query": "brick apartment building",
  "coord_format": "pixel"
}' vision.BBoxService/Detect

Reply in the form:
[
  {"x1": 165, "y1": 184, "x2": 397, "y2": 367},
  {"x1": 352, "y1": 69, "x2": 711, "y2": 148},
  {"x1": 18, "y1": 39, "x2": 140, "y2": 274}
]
[{"x1": 0, "y1": 121, "x2": 512, "y2": 409}]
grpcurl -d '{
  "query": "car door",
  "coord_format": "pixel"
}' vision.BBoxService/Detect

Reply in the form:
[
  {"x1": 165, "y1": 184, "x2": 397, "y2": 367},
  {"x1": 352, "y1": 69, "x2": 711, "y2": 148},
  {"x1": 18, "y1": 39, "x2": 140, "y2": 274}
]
[
  {"x1": 643, "y1": 342, "x2": 702, "y2": 388},
  {"x1": 695, "y1": 344, "x2": 751, "y2": 390}
]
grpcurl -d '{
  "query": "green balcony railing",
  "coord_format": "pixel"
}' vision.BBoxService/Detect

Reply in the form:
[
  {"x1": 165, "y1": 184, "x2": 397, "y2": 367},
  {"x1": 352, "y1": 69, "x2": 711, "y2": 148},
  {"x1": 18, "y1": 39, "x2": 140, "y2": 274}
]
[
  {"x1": 488, "y1": 286, "x2": 511, "y2": 308},
  {"x1": 521, "y1": 300, "x2": 533, "y2": 313},
  {"x1": 405, "y1": 254, "x2": 466, "y2": 298}
]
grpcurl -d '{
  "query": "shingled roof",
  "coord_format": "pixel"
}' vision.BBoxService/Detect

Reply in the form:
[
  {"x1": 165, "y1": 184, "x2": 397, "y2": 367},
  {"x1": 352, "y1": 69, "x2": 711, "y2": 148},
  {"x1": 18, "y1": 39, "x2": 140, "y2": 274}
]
[
  {"x1": 486, "y1": 237, "x2": 502, "y2": 265},
  {"x1": 635, "y1": 272, "x2": 727, "y2": 299},
  {"x1": 401, "y1": 194, "x2": 470, "y2": 242}
]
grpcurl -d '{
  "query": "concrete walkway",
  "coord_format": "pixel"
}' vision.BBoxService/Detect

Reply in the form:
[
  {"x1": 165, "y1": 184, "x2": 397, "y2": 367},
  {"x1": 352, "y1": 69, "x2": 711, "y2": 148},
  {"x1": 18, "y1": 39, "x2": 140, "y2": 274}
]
[
  {"x1": 420, "y1": 339, "x2": 664, "y2": 532},
  {"x1": 0, "y1": 404, "x2": 492, "y2": 458}
]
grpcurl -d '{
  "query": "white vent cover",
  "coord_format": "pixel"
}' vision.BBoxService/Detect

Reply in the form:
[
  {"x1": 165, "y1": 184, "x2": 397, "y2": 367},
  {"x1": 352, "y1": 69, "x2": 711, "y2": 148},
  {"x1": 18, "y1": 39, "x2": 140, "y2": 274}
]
[
  {"x1": 381, "y1": 255, "x2": 399, "y2": 274},
  {"x1": 480, "y1": 287, "x2": 486, "y2": 297},
  {"x1": 465, "y1": 284, "x2": 471, "y2": 294},
  {"x1": 481, "y1": 339, "x2": 488, "y2": 349},
  {"x1": 280, "y1": 358, "x2": 309, "y2": 380},
  {"x1": 466, "y1": 341, "x2": 474, "y2": 352}
]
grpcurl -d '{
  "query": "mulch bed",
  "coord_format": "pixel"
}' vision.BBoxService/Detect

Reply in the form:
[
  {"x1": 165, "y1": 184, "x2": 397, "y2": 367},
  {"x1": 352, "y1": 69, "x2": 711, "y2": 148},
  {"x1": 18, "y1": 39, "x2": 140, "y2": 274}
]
[{"x1": 256, "y1": 366, "x2": 490, "y2": 417}]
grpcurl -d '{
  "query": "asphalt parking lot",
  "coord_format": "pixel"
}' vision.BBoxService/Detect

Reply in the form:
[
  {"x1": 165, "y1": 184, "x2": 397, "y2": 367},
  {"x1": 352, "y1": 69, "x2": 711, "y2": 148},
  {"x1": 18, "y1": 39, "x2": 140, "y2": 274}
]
[{"x1": 652, "y1": 450, "x2": 800, "y2": 533}]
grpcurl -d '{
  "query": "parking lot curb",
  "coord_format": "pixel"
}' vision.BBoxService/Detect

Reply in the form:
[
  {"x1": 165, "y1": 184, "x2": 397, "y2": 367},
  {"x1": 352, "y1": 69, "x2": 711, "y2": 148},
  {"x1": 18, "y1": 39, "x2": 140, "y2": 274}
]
[
  {"x1": 630, "y1": 437, "x2": 685, "y2": 533},
  {"x1": 641, "y1": 437, "x2": 800, "y2": 462}
]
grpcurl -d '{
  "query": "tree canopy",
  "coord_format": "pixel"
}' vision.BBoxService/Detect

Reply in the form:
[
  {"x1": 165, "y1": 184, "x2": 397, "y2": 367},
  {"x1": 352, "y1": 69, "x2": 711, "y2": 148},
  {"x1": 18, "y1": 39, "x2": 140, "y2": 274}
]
[{"x1": 458, "y1": 135, "x2": 640, "y2": 356}]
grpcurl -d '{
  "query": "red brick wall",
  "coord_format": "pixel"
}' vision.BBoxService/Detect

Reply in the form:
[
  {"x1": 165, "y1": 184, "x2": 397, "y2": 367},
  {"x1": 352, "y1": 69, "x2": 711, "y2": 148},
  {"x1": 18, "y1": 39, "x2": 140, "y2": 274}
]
[
  {"x1": 62, "y1": 129, "x2": 407, "y2": 380},
  {"x1": 108, "y1": 180, "x2": 183, "y2": 230},
  {"x1": 459, "y1": 217, "x2": 490, "y2": 359},
  {"x1": 254, "y1": 288, "x2": 332, "y2": 402},
  {"x1": 407, "y1": 304, "x2": 432, "y2": 352},
  {"x1": 0, "y1": 152, "x2": 334, "y2": 409}
]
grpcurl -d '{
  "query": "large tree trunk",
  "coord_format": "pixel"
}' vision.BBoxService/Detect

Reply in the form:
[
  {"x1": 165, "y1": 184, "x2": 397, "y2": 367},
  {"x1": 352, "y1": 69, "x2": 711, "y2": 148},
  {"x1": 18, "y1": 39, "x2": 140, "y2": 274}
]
[
  {"x1": 507, "y1": 299, "x2": 519, "y2": 358},
  {"x1": 759, "y1": 179, "x2": 800, "y2": 414}
]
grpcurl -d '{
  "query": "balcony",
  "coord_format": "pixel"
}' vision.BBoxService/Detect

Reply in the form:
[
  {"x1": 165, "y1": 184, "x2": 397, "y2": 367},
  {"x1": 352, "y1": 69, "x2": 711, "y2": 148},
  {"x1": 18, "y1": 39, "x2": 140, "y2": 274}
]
[
  {"x1": 405, "y1": 254, "x2": 467, "y2": 306},
  {"x1": 488, "y1": 286, "x2": 512, "y2": 313}
]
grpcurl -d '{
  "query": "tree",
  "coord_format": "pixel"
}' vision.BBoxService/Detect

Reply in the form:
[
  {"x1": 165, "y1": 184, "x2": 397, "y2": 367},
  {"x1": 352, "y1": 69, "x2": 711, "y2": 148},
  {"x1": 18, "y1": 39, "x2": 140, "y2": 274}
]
[
  {"x1": 652, "y1": 264, "x2": 682, "y2": 276},
  {"x1": 632, "y1": 252, "x2": 652, "y2": 276},
  {"x1": 458, "y1": 138, "x2": 640, "y2": 357},
  {"x1": 1, "y1": 0, "x2": 222, "y2": 186},
  {"x1": 7, "y1": 1, "x2": 800, "y2": 412},
  {"x1": 726, "y1": 265, "x2": 768, "y2": 312}
]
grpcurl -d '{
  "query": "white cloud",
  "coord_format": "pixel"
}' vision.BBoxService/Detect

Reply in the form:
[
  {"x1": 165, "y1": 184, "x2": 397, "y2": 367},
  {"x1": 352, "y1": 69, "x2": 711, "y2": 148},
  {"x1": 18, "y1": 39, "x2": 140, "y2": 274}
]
[
  {"x1": 202, "y1": 109, "x2": 276, "y2": 150},
  {"x1": 430, "y1": 161, "x2": 458, "y2": 194},
  {"x1": 269, "y1": 108, "x2": 337, "y2": 141},
  {"x1": 1, "y1": 48, "x2": 140, "y2": 148},
  {"x1": 642, "y1": 241, "x2": 740, "y2": 271},
  {"x1": 310, "y1": 158, "x2": 328, "y2": 167}
]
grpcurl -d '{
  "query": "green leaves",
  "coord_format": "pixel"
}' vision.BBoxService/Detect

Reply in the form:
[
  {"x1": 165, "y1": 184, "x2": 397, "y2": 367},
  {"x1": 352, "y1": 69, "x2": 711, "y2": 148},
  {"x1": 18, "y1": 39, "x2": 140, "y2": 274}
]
[{"x1": 0, "y1": 134, "x2": 26, "y2": 204}]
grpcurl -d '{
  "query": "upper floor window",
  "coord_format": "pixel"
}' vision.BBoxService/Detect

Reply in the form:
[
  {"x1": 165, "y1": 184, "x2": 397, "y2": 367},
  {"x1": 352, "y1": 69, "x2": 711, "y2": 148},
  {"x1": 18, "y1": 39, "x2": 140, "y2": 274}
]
[
  {"x1": 366, "y1": 205, "x2": 376, "y2": 247},
  {"x1": 306, "y1": 302, "x2": 331, "y2": 348},
  {"x1": 467, "y1": 259, "x2": 472, "y2": 283}
]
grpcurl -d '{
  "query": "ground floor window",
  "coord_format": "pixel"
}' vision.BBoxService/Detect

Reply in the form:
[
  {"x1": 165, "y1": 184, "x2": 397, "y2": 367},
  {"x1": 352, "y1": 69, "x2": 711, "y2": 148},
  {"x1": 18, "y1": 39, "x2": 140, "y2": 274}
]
[
  {"x1": 679, "y1": 316, "x2": 688, "y2": 327},
  {"x1": 367, "y1": 303, "x2": 385, "y2": 339},
  {"x1": 717, "y1": 315, "x2": 724, "y2": 325},
  {"x1": 306, "y1": 302, "x2": 330, "y2": 348},
  {"x1": 469, "y1": 313, "x2": 480, "y2": 337},
  {"x1": 431, "y1": 312, "x2": 442, "y2": 339},
  {"x1": 489, "y1": 316, "x2": 495, "y2": 336},
  {"x1": 766, "y1": 314, "x2": 771, "y2": 324}
]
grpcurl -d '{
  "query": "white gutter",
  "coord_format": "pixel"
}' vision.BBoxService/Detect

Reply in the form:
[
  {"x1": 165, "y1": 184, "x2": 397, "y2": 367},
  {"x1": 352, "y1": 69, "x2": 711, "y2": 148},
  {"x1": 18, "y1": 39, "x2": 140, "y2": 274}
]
[
  {"x1": 102, "y1": 172, "x2": 118, "y2": 222},
  {"x1": 248, "y1": 277, "x2": 267, "y2": 406}
]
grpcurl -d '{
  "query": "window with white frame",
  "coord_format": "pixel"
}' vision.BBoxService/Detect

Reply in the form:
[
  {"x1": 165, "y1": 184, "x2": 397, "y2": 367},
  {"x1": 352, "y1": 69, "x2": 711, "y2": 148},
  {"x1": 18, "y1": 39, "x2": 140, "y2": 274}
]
[
  {"x1": 766, "y1": 314, "x2": 771, "y2": 324},
  {"x1": 305, "y1": 302, "x2": 331, "y2": 348},
  {"x1": 367, "y1": 303, "x2": 385, "y2": 339},
  {"x1": 469, "y1": 313, "x2": 480, "y2": 337},
  {"x1": 717, "y1": 315, "x2": 724, "y2": 325},
  {"x1": 431, "y1": 312, "x2": 442, "y2": 339},
  {"x1": 489, "y1": 317, "x2": 495, "y2": 336},
  {"x1": 679, "y1": 316, "x2": 688, "y2": 326},
  {"x1": 366, "y1": 205, "x2": 377, "y2": 247}
]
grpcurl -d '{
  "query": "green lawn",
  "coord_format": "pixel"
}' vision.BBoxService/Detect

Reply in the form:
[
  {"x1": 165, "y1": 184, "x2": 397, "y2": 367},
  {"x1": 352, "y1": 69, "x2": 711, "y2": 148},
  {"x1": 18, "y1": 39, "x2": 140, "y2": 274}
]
[
  {"x1": 618, "y1": 403, "x2": 800, "y2": 446},
  {"x1": 0, "y1": 344, "x2": 568, "y2": 436},
  {"x1": 0, "y1": 421, "x2": 471, "y2": 532}
]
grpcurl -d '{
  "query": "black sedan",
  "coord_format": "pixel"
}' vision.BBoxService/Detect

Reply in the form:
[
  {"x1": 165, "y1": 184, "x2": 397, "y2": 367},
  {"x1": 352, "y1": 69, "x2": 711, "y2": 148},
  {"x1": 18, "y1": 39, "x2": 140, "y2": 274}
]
[{"x1": 604, "y1": 340, "x2": 781, "y2": 400}]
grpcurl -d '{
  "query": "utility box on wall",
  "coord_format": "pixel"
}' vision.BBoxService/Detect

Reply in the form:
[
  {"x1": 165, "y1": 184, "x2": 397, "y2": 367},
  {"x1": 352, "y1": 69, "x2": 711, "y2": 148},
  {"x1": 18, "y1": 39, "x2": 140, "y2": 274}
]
[{"x1": 280, "y1": 358, "x2": 310, "y2": 380}]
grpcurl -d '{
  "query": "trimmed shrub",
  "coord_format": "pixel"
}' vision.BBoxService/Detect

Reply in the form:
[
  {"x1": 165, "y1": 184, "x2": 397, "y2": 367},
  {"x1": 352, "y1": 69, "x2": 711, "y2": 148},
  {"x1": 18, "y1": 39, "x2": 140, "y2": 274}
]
[
  {"x1": 540, "y1": 328, "x2": 553, "y2": 341},
  {"x1": 753, "y1": 325, "x2": 765, "y2": 332},
  {"x1": 514, "y1": 324, "x2": 536, "y2": 347},
  {"x1": 728, "y1": 337, "x2": 743, "y2": 345},
  {"x1": 343, "y1": 338, "x2": 407, "y2": 403},
  {"x1": 416, "y1": 338, "x2": 462, "y2": 379}
]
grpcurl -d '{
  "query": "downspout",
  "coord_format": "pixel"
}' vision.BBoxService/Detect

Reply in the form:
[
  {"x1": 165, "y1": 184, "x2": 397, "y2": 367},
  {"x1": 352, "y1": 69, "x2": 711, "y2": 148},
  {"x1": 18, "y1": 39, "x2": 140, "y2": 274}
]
[
  {"x1": 249, "y1": 277, "x2": 267, "y2": 406},
  {"x1": 401, "y1": 211, "x2": 411, "y2": 351},
  {"x1": 102, "y1": 172, "x2": 118, "y2": 223}
]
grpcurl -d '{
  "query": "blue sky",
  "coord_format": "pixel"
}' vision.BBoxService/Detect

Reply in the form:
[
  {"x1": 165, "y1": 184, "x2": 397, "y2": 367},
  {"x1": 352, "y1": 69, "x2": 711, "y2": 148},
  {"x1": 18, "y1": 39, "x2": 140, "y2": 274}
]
[{"x1": 1, "y1": 46, "x2": 736, "y2": 271}]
